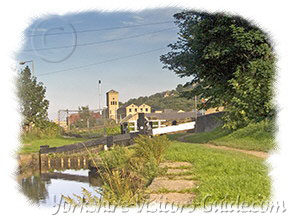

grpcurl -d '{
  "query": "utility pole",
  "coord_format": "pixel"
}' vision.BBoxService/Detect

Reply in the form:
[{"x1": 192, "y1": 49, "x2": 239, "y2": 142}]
[
  {"x1": 98, "y1": 80, "x2": 102, "y2": 113},
  {"x1": 66, "y1": 109, "x2": 70, "y2": 130}
]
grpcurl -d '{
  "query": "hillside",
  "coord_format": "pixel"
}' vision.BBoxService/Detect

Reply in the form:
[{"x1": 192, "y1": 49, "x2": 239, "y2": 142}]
[{"x1": 120, "y1": 84, "x2": 196, "y2": 111}]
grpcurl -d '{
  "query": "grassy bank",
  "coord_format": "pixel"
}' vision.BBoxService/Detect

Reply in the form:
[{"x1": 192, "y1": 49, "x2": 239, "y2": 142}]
[
  {"x1": 181, "y1": 127, "x2": 231, "y2": 143},
  {"x1": 211, "y1": 121, "x2": 275, "y2": 152},
  {"x1": 168, "y1": 120, "x2": 275, "y2": 152},
  {"x1": 165, "y1": 141, "x2": 270, "y2": 205},
  {"x1": 19, "y1": 136, "x2": 89, "y2": 154}
]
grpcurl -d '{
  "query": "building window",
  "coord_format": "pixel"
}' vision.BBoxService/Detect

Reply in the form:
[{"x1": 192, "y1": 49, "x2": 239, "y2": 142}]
[
  {"x1": 140, "y1": 108, "x2": 143, "y2": 111},
  {"x1": 135, "y1": 108, "x2": 137, "y2": 112},
  {"x1": 146, "y1": 108, "x2": 148, "y2": 112},
  {"x1": 129, "y1": 108, "x2": 132, "y2": 112}
]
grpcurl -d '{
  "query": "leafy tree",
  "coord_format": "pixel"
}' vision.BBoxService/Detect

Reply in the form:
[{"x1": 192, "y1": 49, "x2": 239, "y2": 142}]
[
  {"x1": 160, "y1": 11, "x2": 275, "y2": 129},
  {"x1": 78, "y1": 106, "x2": 91, "y2": 122},
  {"x1": 18, "y1": 66, "x2": 49, "y2": 128},
  {"x1": 176, "y1": 84, "x2": 184, "y2": 93},
  {"x1": 72, "y1": 106, "x2": 103, "y2": 129}
]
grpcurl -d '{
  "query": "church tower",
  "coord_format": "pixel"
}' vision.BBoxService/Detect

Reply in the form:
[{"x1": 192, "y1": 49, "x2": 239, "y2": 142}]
[{"x1": 106, "y1": 90, "x2": 119, "y2": 120}]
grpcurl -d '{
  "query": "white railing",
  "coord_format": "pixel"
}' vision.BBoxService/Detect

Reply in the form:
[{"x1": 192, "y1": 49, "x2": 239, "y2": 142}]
[{"x1": 152, "y1": 122, "x2": 195, "y2": 135}]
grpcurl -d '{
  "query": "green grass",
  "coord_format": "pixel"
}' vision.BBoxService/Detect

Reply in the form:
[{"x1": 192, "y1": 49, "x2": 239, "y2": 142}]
[
  {"x1": 19, "y1": 136, "x2": 89, "y2": 154},
  {"x1": 165, "y1": 141, "x2": 271, "y2": 206},
  {"x1": 183, "y1": 127, "x2": 231, "y2": 143},
  {"x1": 169, "y1": 120, "x2": 275, "y2": 152},
  {"x1": 166, "y1": 132, "x2": 187, "y2": 140},
  {"x1": 211, "y1": 121, "x2": 275, "y2": 152}
]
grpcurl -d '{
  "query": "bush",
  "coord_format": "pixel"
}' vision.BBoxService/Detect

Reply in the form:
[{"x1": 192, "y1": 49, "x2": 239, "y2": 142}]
[{"x1": 21, "y1": 120, "x2": 63, "y2": 143}]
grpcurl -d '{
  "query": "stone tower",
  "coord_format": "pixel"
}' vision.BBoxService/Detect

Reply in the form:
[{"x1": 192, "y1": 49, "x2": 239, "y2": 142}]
[{"x1": 106, "y1": 90, "x2": 119, "y2": 120}]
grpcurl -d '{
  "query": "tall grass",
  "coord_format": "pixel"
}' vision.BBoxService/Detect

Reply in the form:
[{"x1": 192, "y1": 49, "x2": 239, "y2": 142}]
[{"x1": 64, "y1": 135, "x2": 171, "y2": 207}]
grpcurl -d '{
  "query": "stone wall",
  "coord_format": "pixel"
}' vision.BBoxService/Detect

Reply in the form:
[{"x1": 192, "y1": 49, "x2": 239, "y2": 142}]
[{"x1": 195, "y1": 112, "x2": 224, "y2": 133}]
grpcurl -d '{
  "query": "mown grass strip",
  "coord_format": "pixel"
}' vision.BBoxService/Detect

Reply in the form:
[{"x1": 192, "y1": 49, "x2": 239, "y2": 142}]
[{"x1": 164, "y1": 141, "x2": 270, "y2": 206}]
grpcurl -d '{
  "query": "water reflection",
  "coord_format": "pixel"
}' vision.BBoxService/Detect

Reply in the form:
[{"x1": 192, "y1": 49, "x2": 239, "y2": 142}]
[
  {"x1": 20, "y1": 175, "x2": 49, "y2": 204},
  {"x1": 18, "y1": 155, "x2": 102, "y2": 207}
]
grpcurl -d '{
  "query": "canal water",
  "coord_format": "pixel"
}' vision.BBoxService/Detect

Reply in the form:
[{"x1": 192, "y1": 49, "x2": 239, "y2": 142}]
[{"x1": 17, "y1": 155, "x2": 102, "y2": 208}]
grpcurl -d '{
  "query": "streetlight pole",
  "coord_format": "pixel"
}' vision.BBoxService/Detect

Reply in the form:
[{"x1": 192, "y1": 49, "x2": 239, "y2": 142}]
[{"x1": 19, "y1": 60, "x2": 34, "y2": 76}]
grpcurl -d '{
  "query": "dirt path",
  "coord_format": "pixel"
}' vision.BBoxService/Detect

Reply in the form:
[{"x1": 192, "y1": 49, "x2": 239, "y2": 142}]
[
  {"x1": 175, "y1": 133, "x2": 268, "y2": 159},
  {"x1": 148, "y1": 161, "x2": 195, "y2": 205},
  {"x1": 203, "y1": 143, "x2": 268, "y2": 158}
]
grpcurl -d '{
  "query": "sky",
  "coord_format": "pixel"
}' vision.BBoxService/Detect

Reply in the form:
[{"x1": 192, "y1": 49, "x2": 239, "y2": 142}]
[{"x1": 16, "y1": 8, "x2": 191, "y2": 120}]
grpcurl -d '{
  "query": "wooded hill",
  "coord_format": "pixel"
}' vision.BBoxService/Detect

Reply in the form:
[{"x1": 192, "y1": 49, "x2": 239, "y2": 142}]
[{"x1": 120, "y1": 84, "x2": 196, "y2": 112}]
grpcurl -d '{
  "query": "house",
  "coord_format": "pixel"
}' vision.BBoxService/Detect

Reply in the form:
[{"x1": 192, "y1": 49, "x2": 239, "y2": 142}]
[
  {"x1": 118, "y1": 103, "x2": 151, "y2": 121},
  {"x1": 106, "y1": 90, "x2": 152, "y2": 122}
]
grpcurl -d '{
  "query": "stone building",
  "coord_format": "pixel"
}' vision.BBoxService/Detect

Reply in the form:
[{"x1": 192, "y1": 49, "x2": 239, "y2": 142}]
[
  {"x1": 106, "y1": 89, "x2": 119, "y2": 120},
  {"x1": 117, "y1": 103, "x2": 151, "y2": 121}
]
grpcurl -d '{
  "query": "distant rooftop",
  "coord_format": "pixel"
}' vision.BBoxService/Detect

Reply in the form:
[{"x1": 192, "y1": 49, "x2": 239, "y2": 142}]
[{"x1": 107, "y1": 89, "x2": 119, "y2": 93}]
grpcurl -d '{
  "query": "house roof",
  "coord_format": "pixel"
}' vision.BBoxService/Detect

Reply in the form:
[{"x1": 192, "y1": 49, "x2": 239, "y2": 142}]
[
  {"x1": 107, "y1": 89, "x2": 118, "y2": 94},
  {"x1": 120, "y1": 114, "x2": 134, "y2": 123},
  {"x1": 119, "y1": 103, "x2": 151, "y2": 109}
]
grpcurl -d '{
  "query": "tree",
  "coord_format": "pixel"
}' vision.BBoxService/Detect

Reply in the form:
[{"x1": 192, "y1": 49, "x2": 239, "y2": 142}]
[
  {"x1": 160, "y1": 11, "x2": 275, "y2": 129},
  {"x1": 73, "y1": 106, "x2": 103, "y2": 129},
  {"x1": 176, "y1": 84, "x2": 184, "y2": 93},
  {"x1": 18, "y1": 66, "x2": 49, "y2": 129}
]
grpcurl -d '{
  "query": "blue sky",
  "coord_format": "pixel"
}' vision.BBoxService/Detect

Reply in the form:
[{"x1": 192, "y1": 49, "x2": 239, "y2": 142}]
[{"x1": 16, "y1": 8, "x2": 191, "y2": 120}]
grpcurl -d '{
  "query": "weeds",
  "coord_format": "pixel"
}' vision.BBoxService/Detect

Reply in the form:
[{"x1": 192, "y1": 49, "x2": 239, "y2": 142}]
[{"x1": 64, "y1": 135, "x2": 171, "y2": 207}]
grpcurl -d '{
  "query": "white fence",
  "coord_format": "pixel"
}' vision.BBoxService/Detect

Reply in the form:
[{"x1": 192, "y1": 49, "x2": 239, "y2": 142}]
[{"x1": 152, "y1": 121, "x2": 195, "y2": 135}]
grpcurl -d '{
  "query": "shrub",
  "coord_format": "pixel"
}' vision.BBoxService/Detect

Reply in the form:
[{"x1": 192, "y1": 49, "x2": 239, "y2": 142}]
[{"x1": 21, "y1": 120, "x2": 63, "y2": 143}]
